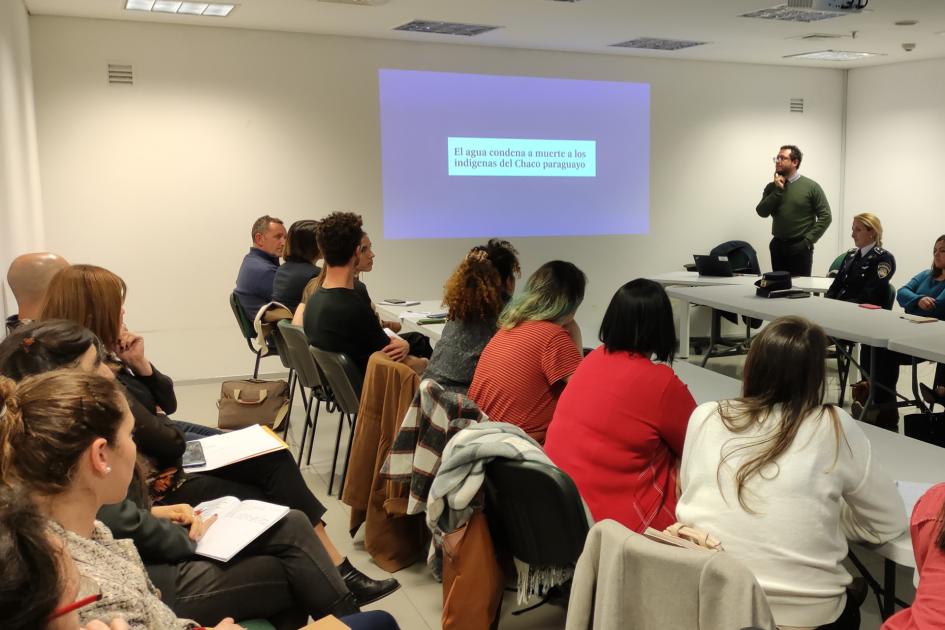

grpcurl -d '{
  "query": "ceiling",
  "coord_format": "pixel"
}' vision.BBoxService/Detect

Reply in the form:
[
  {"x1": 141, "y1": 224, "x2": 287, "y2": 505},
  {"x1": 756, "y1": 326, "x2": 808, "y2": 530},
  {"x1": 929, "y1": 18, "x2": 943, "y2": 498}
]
[{"x1": 23, "y1": 0, "x2": 945, "y2": 69}]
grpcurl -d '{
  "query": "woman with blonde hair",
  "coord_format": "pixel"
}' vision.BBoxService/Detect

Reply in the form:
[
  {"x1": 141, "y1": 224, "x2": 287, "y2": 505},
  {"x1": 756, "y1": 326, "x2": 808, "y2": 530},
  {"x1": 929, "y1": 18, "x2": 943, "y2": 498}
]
[
  {"x1": 825, "y1": 212, "x2": 898, "y2": 425},
  {"x1": 423, "y1": 239, "x2": 520, "y2": 393},
  {"x1": 676, "y1": 316, "x2": 906, "y2": 630},
  {"x1": 468, "y1": 260, "x2": 586, "y2": 443}
]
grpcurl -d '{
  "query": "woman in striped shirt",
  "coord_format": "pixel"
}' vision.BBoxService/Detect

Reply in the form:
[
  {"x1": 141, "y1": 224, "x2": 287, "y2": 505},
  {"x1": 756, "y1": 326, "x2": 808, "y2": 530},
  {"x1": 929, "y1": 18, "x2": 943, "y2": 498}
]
[{"x1": 468, "y1": 260, "x2": 586, "y2": 443}]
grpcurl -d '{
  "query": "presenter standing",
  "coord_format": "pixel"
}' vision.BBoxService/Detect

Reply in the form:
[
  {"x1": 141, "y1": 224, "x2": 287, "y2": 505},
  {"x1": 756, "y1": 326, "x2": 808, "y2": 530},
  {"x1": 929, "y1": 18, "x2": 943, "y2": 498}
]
[{"x1": 756, "y1": 145, "x2": 832, "y2": 276}]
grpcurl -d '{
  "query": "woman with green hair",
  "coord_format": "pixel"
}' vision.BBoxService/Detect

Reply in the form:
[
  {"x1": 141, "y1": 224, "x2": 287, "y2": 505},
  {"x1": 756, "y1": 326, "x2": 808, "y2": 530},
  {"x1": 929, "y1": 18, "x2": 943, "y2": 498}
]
[{"x1": 468, "y1": 260, "x2": 586, "y2": 444}]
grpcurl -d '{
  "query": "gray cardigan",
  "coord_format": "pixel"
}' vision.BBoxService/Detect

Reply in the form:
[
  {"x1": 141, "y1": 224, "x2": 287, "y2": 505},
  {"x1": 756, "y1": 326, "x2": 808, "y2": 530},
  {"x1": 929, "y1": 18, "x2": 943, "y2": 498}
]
[{"x1": 565, "y1": 519, "x2": 776, "y2": 630}]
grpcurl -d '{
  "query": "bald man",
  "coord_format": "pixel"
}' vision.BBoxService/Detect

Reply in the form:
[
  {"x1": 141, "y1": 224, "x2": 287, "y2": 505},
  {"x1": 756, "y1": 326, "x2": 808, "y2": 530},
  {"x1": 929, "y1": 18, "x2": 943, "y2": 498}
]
[{"x1": 6, "y1": 252, "x2": 69, "y2": 332}]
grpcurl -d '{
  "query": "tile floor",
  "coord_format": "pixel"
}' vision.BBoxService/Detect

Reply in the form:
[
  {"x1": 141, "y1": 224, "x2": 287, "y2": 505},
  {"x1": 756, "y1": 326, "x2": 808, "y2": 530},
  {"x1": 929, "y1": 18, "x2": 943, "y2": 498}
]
[{"x1": 174, "y1": 353, "x2": 933, "y2": 629}]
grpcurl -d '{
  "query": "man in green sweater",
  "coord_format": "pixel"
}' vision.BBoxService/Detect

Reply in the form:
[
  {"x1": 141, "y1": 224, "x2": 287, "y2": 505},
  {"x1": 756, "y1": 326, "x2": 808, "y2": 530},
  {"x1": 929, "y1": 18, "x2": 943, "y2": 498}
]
[{"x1": 756, "y1": 145, "x2": 832, "y2": 276}]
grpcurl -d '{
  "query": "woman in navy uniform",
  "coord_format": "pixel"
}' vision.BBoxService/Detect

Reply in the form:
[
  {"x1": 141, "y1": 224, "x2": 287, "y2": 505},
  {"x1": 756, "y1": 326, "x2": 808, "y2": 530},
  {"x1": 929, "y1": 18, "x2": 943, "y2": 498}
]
[
  {"x1": 826, "y1": 213, "x2": 899, "y2": 428},
  {"x1": 826, "y1": 212, "x2": 895, "y2": 306}
]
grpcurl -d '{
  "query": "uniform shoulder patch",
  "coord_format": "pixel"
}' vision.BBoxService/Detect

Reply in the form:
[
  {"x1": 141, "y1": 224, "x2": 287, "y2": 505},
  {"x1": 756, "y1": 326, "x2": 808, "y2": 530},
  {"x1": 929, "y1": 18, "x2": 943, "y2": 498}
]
[{"x1": 877, "y1": 262, "x2": 892, "y2": 279}]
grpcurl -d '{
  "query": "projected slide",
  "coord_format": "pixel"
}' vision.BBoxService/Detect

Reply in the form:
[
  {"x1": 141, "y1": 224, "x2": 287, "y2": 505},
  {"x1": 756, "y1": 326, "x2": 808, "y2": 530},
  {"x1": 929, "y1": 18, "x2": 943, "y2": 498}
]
[{"x1": 379, "y1": 69, "x2": 650, "y2": 240}]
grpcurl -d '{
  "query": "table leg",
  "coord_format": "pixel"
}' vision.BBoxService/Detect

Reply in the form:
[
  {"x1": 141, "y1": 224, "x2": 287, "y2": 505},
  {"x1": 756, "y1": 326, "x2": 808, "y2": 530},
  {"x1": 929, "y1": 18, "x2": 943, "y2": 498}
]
[
  {"x1": 883, "y1": 559, "x2": 896, "y2": 619},
  {"x1": 677, "y1": 300, "x2": 691, "y2": 359},
  {"x1": 861, "y1": 348, "x2": 878, "y2": 421}
]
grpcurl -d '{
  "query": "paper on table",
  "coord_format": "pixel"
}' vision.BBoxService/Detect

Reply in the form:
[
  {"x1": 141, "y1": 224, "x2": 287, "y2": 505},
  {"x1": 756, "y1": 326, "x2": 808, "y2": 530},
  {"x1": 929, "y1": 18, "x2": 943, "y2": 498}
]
[
  {"x1": 194, "y1": 497, "x2": 289, "y2": 562},
  {"x1": 378, "y1": 299, "x2": 420, "y2": 307},
  {"x1": 401, "y1": 309, "x2": 448, "y2": 322},
  {"x1": 184, "y1": 424, "x2": 287, "y2": 472},
  {"x1": 896, "y1": 480, "x2": 934, "y2": 517}
]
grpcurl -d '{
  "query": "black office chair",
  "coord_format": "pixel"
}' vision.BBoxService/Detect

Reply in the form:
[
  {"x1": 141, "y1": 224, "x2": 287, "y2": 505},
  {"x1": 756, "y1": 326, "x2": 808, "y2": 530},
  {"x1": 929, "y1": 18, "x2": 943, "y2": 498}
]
[
  {"x1": 483, "y1": 459, "x2": 590, "y2": 617},
  {"x1": 229, "y1": 291, "x2": 264, "y2": 379},
  {"x1": 309, "y1": 347, "x2": 363, "y2": 496},
  {"x1": 277, "y1": 321, "x2": 336, "y2": 466},
  {"x1": 701, "y1": 241, "x2": 762, "y2": 366}
]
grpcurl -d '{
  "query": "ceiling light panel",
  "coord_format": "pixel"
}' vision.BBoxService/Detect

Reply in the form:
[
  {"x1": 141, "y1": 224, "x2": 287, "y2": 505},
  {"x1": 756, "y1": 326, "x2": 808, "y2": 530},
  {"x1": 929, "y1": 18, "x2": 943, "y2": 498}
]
[
  {"x1": 784, "y1": 49, "x2": 882, "y2": 60},
  {"x1": 152, "y1": 0, "x2": 183, "y2": 12},
  {"x1": 741, "y1": 5, "x2": 846, "y2": 22},
  {"x1": 178, "y1": 2, "x2": 210, "y2": 14},
  {"x1": 124, "y1": 0, "x2": 234, "y2": 16}
]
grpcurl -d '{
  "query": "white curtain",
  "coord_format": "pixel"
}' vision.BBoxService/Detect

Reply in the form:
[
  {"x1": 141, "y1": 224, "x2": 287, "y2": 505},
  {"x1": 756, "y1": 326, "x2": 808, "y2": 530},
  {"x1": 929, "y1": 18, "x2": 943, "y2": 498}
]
[{"x1": 0, "y1": 0, "x2": 45, "y2": 323}]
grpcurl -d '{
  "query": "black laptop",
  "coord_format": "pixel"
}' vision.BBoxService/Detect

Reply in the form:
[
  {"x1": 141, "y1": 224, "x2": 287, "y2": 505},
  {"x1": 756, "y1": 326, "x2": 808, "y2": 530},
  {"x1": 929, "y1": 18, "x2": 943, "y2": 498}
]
[{"x1": 693, "y1": 254, "x2": 735, "y2": 277}]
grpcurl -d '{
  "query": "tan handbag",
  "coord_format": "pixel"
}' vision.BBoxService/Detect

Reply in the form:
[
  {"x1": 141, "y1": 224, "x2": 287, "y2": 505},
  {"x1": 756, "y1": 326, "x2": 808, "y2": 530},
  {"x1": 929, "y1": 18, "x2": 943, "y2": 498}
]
[
  {"x1": 643, "y1": 522, "x2": 723, "y2": 552},
  {"x1": 217, "y1": 379, "x2": 290, "y2": 430}
]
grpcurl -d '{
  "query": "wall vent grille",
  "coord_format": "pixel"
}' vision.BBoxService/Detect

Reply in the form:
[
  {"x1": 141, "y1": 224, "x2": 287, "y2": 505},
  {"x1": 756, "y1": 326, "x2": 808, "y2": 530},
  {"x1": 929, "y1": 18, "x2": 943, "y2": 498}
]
[
  {"x1": 790, "y1": 98, "x2": 805, "y2": 113},
  {"x1": 107, "y1": 64, "x2": 133, "y2": 85}
]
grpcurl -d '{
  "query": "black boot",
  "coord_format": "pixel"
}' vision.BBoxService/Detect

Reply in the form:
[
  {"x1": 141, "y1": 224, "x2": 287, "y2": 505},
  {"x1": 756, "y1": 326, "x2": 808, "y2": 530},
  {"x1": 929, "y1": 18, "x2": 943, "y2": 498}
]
[{"x1": 337, "y1": 557, "x2": 400, "y2": 606}]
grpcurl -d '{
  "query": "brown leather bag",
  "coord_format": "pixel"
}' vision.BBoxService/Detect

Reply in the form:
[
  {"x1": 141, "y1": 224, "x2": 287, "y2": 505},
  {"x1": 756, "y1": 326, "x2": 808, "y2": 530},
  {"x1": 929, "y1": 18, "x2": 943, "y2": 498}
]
[
  {"x1": 441, "y1": 510, "x2": 504, "y2": 630},
  {"x1": 217, "y1": 379, "x2": 289, "y2": 430}
]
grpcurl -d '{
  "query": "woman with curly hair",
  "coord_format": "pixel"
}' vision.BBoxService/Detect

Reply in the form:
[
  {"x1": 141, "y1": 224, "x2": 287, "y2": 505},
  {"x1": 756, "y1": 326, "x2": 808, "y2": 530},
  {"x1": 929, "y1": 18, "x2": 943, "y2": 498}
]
[
  {"x1": 469, "y1": 260, "x2": 586, "y2": 443},
  {"x1": 422, "y1": 239, "x2": 520, "y2": 393}
]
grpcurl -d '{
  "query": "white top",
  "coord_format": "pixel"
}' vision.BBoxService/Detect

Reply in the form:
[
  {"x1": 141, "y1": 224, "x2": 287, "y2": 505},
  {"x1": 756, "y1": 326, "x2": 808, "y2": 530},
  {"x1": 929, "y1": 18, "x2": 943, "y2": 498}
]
[{"x1": 676, "y1": 401, "x2": 907, "y2": 627}]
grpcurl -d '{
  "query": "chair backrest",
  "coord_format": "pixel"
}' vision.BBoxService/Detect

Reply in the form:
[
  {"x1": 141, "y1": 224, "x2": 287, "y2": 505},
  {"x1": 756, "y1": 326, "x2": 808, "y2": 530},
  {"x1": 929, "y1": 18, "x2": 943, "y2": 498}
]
[
  {"x1": 229, "y1": 291, "x2": 256, "y2": 343},
  {"x1": 827, "y1": 252, "x2": 847, "y2": 276},
  {"x1": 269, "y1": 321, "x2": 293, "y2": 370},
  {"x1": 566, "y1": 520, "x2": 775, "y2": 630},
  {"x1": 310, "y1": 347, "x2": 363, "y2": 414},
  {"x1": 484, "y1": 459, "x2": 590, "y2": 567},
  {"x1": 277, "y1": 321, "x2": 327, "y2": 389},
  {"x1": 884, "y1": 283, "x2": 896, "y2": 310}
]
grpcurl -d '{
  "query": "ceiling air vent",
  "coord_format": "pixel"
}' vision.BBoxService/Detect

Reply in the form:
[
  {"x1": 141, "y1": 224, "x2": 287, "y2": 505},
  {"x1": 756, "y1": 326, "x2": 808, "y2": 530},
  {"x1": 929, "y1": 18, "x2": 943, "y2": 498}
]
[
  {"x1": 740, "y1": 5, "x2": 847, "y2": 23},
  {"x1": 318, "y1": 0, "x2": 390, "y2": 5},
  {"x1": 107, "y1": 64, "x2": 133, "y2": 86},
  {"x1": 795, "y1": 33, "x2": 846, "y2": 40},
  {"x1": 790, "y1": 98, "x2": 805, "y2": 113},
  {"x1": 393, "y1": 20, "x2": 500, "y2": 37},
  {"x1": 610, "y1": 37, "x2": 709, "y2": 51}
]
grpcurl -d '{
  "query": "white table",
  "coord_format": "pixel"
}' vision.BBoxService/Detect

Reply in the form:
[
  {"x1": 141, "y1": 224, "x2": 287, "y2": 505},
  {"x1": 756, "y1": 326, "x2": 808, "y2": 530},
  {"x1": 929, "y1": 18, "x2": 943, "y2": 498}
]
[
  {"x1": 375, "y1": 300, "x2": 446, "y2": 343},
  {"x1": 887, "y1": 325, "x2": 945, "y2": 364},
  {"x1": 672, "y1": 359, "x2": 945, "y2": 617},
  {"x1": 648, "y1": 273, "x2": 834, "y2": 358}
]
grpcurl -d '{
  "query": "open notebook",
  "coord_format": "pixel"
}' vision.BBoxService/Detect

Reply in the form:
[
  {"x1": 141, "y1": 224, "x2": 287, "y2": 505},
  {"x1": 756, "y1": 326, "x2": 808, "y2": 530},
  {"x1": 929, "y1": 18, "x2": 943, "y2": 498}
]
[{"x1": 194, "y1": 496, "x2": 290, "y2": 562}]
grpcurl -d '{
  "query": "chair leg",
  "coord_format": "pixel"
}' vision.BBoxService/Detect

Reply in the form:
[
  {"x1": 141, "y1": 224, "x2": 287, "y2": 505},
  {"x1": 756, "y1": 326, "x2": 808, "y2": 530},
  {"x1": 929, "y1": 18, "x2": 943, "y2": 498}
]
[
  {"x1": 282, "y1": 369, "x2": 296, "y2": 439},
  {"x1": 701, "y1": 310, "x2": 721, "y2": 368},
  {"x1": 338, "y1": 413, "x2": 358, "y2": 498},
  {"x1": 305, "y1": 398, "x2": 322, "y2": 466},
  {"x1": 328, "y1": 410, "x2": 347, "y2": 496},
  {"x1": 253, "y1": 350, "x2": 262, "y2": 379},
  {"x1": 295, "y1": 387, "x2": 313, "y2": 466}
]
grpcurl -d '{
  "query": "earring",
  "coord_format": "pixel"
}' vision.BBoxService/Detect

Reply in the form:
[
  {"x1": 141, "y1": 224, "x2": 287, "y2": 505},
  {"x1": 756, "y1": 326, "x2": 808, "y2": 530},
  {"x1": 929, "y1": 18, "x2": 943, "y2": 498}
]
[{"x1": 105, "y1": 466, "x2": 112, "y2": 474}]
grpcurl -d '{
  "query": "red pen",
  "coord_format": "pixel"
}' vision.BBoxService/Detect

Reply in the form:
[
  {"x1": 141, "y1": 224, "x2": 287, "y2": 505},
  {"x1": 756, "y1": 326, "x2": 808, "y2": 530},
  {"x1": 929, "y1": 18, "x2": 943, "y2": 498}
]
[{"x1": 49, "y1": 593, "x2": 102, "y2": 619}]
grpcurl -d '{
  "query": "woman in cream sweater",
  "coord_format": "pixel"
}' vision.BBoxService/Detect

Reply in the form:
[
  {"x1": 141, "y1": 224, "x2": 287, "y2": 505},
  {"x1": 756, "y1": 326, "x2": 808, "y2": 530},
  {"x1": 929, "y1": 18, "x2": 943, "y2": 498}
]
[{"x1": 676, "y1": 316, "x2": 906, "y2": 630}]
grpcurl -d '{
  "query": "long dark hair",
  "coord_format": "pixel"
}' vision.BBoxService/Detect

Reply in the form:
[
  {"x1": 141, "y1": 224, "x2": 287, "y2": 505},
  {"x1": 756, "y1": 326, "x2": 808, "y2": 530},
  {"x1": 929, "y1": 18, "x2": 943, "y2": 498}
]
[
  {"x1": 931, "y1": 234, "x2": 945, "y2": 276},
  {"x1": 0, "y1": 487, "x2": 64, "y2": 629},
  {"x1": 717, "y1": 316, "x2": 845, "y2": 512}
]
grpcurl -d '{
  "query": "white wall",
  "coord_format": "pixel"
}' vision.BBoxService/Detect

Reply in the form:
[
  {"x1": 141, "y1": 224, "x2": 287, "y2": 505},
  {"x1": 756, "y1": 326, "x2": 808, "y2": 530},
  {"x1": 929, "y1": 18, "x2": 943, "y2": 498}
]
[
  {"x1": 845, "y1": 59, "x2": 945, "y2": 285},
  {"x1": 1, "y1": 0, "x2": 45, "y2": 320},
  {"x1": 28, "y1": 16, "x2": 845, "y2": 380}
]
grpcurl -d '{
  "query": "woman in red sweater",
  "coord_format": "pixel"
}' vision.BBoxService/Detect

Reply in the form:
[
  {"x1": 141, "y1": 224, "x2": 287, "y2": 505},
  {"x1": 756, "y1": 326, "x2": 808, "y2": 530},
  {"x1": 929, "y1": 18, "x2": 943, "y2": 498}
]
[
  {"x1": 545, "y1": 279, "x2": 696, "y2": 532},
  {"x1": 882, "y1": 483, "x2": 945, "y2": 629}
]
